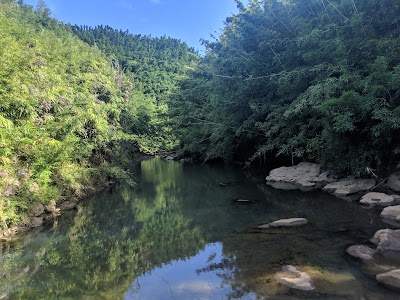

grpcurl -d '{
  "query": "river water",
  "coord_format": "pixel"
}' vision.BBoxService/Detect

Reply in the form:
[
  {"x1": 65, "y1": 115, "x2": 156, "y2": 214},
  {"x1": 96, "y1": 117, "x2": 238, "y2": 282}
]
[{"x1": 1, "y1": 158, "x2": 399, "y2": 299}]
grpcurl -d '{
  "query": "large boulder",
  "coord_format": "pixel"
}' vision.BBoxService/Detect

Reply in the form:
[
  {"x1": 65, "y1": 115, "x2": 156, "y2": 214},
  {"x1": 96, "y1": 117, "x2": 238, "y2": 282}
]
[
  {"x1": 377, "y1": 269, "x2": 400, "y2": 290},
  {"x1": 381, "y1": 206, "x2": 400, "y2": 223},
  {"x1": 388, "y1": 173, "x2": 400, "y2": 192},
  {"x1": 346, "y1": 245, "x2": 376, "y2": 261},
  {"x1": 275, "y1": 265, "x2": 315, "y2": 291},
  {"x1": 266, "y1": 162, "x2": 334, "y2": 191},
  {"x1": 371, "y1": 229, "x2": 400, "y2": 251},
  {"x1": 258, "y1": 218, "x2": 308, "y2": 229},
  {"x1": 323, "y1": 179, "x2": 376, "y2": 198},
  {"x1": 360, "y1": 192, "x2": 400, "y2": 207}
]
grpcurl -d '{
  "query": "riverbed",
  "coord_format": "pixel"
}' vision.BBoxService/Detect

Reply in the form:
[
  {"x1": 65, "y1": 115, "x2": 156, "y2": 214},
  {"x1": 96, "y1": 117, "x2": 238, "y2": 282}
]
[{"x1": 0, "y1": 158, "x2": 398, "y2": 299}]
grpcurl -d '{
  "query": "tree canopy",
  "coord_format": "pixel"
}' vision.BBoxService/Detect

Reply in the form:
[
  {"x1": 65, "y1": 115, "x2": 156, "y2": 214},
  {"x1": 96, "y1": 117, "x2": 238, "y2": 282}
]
[
  {"x1": 172, "y1": 0, "x2": 400, "y2": 176},
  {"x1": 0, "y1": 0, "x2": 195, "y2": 229}
]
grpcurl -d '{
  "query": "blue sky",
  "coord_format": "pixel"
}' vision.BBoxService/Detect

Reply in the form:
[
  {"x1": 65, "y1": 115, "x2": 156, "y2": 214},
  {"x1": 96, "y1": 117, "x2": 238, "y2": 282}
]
[{"x1": 23, "y1": 0, "x2": 246, "y2": 52}]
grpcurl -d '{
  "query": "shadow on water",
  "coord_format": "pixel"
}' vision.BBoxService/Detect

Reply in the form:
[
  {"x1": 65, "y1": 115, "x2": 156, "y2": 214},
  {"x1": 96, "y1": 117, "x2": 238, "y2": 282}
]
[{"x1": 0, "y1": 157, "x2": 399, "y2": 299}]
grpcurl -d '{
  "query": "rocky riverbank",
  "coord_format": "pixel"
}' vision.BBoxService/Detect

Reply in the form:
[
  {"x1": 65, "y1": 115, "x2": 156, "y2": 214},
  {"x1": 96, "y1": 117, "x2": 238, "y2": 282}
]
[
  {"x1": 266, "y1": 162, "x2": 400, "y2": 292},
  {"x1": 0, "y1": 181, "x2": 114, "y2": 241}
]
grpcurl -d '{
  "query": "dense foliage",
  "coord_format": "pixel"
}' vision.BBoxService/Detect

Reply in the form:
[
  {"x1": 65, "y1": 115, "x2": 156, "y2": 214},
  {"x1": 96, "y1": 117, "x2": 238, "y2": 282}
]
[
  {"x1": 70, "y1": 25, "x2": 199, "y2": 102},
  {"x1": 0, "y1": 0, "x2": 193, "y2": 229},
  {"x1": 70, "y1": 25, "x2": 199, "y2": 153},
  {"x1": 172, "y1": 0, "x2": 400, "y2": 176}
]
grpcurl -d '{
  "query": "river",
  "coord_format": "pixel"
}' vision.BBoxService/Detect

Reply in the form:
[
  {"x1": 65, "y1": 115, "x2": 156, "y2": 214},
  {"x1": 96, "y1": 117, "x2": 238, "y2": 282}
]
[{"x1": 0, "y1": 158, "x2": 398, "y2": 299}]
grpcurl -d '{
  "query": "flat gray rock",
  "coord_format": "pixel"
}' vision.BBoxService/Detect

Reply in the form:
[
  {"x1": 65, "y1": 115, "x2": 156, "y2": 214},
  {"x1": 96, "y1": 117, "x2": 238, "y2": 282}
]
[
  {"x1": 381, "y1": 205, "x2": 400, "y2": 222},
  {"x1": 323, "y1": 179, "x2": 376, "y2": 197},
  {"x1": 371, "y1": 229, "x2": 400, "y2": 251},
  {"x1": 266, "y1": 163, "x2": 334, "y2": 191},
  {"x1": 275, "y1": 265, "x2": 315, "y2": 291},
  {"x1": 258, "y1": 218, "x2": 308, "y2": 229},
  {"x1": 377, "y1": 269, "x2": 400, "y2": 290},
  {"x1": 360, "y1": 192, "x2": 400, "y2": 207},
  {"x1": 346, "y1": 245, "x2": 376, "y2": 260}
]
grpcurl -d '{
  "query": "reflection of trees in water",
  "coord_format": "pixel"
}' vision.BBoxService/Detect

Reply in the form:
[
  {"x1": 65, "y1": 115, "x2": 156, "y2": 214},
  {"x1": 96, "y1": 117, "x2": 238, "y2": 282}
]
[
  {"x1": 2, "y1": 158, "x2": 392, "y2": 299},
  {"x1": 196, "y1": 254, "x2": 253, "y2": 299},
  {"x1": 1, "y1": 159, "x2": 206, "y2": 299}
]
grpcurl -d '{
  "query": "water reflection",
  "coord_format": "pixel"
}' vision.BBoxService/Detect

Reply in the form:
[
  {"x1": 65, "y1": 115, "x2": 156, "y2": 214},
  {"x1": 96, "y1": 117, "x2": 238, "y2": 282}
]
[
  {"x1": 124, "y1": 242, "x2": 256, "y2": 300},
  {"x1": 0, "y1": 158, "x2": 399, "y2": 299}
]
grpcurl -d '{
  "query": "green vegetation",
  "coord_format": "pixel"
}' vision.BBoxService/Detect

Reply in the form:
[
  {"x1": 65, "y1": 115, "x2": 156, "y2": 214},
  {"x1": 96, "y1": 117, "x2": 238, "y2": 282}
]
[
  {"x1": 69, "y1": 25, "x2": 199, "y2": 153},
  {"x1": 2, "y1": 0, "x2": 400, "y2": 232},
  {"x1": 70, "y1": 25, "x2": 199, "y2": 102},
  {"x1": 1, "y1": 159, "x2": 206, "y2": 299},
  {"x1": 0, "y1": 0, "x2": 194, "y2": 230},
  {"x1": 172, "y1": 0, "x2": 400, "y2": 176}
]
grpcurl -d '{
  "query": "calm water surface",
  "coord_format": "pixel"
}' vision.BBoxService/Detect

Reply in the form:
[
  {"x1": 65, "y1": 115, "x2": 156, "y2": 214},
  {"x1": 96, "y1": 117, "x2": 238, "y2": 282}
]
[{"x1": 1, "y1": 158, "x2": 399, "y2": 299}]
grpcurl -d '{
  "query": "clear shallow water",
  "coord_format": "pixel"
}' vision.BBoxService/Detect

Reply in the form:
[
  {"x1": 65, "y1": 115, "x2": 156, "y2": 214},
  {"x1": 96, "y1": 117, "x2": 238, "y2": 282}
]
[{"x1": 1, "y1": 158, "x2": 399, "y2": 299}]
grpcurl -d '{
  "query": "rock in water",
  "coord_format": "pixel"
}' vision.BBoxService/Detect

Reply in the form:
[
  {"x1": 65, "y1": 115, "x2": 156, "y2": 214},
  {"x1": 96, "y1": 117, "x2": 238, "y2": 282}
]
[
  {"x1": 236, "y1": 199, "x2": 251, "y2": 203},
  {"x1": 388, "y1": 173, "x2": 400, "y2": 192},
  {"x1": 346, "y1": 245, "x2": 376, "y2": 260},
  {"x1": 360, "y1": 192, "x2": 400, "y2": 207},
  {"x1": 258, "y1": 218, "x2": 308, "y2": 229},
  {"x1": 371, "y1": 229, "x2": 400, "y2": 251},
  {"x1": 377, "y1": 269, "x2": 400, "y2": 290},
  {"x1": 381, "y1": 206, "x2": 400, "y2": 223},
  {"x1": 275, "y1": 265, "x2": 315, "y2": 291},
  {"x1": 323, "y1": 179, "x2": 376, "y2": 197},
  {"x1": 266, "y1": 162, "x2": 334, "y2": 191}
]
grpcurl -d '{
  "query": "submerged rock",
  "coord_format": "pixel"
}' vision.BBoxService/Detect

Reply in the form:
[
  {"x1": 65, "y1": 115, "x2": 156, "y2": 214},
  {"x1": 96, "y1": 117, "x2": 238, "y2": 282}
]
[
  {"x1": 236, "y1": 199, "x2": 252, "y2": 203},
  {"x1": 258, "y1": 218, "x2": 308, "y2": 229},
  {"x1": 266, "y1": 162, "x2": 334, "y2": 191},
  {"x1": 388, "y1": 173, "x2": 400, "y2": 192},
  {"x1": 371, "y1": 229, "x2": 400, "y2": 252},
  {"x1": 377, "y1": 269, "x2": 400, "y2": 290},
  {"x1": 360, "y1": 192, "x2": 400, "y2": 207},
  {"x1": 275, "y1": 265, "x2": 315, "y2": 291},
  {"x1": 323, "y1": 179, "x2": 376, "y2": 198},
  {"x1": 346, "y1": 245, "x2": 376, "y2": 261},
  {"x1": 381, "y1": 206, "x2": 400, "y2": 223}
]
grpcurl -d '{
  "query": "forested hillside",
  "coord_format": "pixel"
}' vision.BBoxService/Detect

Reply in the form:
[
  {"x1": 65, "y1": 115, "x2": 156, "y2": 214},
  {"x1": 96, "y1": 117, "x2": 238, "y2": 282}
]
[
  {"x1": 70, "y1": 25, "x2": 199, "y2": 153},
  {"x1": 70, "y1": 25, "x2": 199, "y2": 102},
  {"x1": 172, "y1": 0, "x2": 400, "y2": 176},
  {"x1": 0, "y1": 0, "x2": 193, "y2": 230}
]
